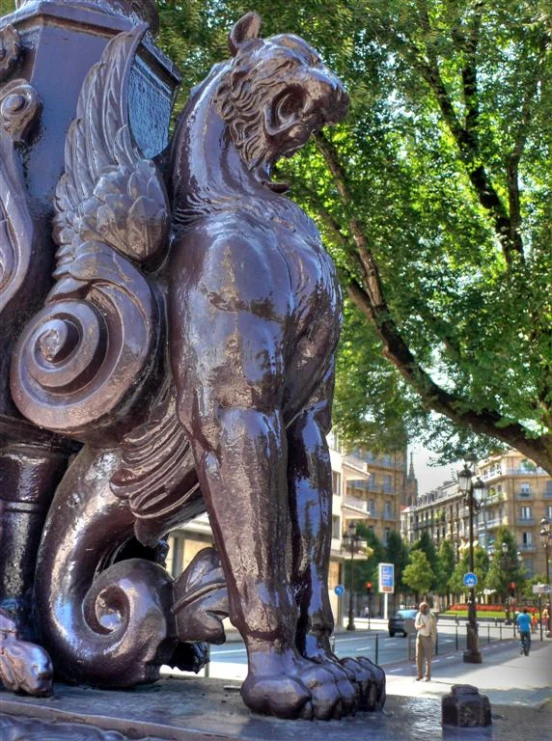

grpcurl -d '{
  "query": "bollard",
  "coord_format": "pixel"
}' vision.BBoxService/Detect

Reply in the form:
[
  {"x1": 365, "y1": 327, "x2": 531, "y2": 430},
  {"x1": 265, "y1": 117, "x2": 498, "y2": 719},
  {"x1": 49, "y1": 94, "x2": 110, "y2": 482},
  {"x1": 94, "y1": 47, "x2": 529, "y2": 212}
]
[
  {"x1": 455, "y1": 624, "x2": 459, "y2": 650},
  {"x1": 204, "y1": 644, "x2": 211, "y2": 678},
  {"x1": 499, "y1": 623, "x2": 502, "y2": 641},
  {"x1": 375, "y1": 632, "x2": 379, "y2": 665},
  {"x1": 487, "y1": 624, "x2": 491, "y2": 644},
  {"x1": 408, "y1": 632, "x2": 413, "y2": 661},
  {"x1": 435, "y1": 632, "x2": 439, "y2": 656},
  {"x1": 442, "y1": 685, "x2": 492, "y2": 728}
]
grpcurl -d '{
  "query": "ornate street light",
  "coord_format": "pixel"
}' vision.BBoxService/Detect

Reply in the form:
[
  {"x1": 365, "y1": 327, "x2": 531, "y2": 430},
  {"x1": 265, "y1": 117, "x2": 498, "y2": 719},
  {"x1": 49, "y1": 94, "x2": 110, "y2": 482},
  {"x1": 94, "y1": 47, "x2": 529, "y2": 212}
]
[
  {"x1": 457, "y1": 462, "x2": 486, "y2": 664},
  {"x1": 540, "y1": 518, "x2": 551, "y2": 635},
  {"x1": 342, "y1": 522, "x2": 365, "y2": 632}
]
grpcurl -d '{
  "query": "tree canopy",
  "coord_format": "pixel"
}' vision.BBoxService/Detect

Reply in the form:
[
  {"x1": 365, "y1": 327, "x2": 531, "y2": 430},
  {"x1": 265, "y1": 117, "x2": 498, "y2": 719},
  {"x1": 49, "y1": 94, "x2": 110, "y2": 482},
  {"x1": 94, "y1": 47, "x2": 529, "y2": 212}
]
[
  {"x1": 1, "y1": 1, "x2": 550, "y2": 469},
  {"x1": 153, "y1": 0, "x2": 552, "y2": 472},
  {"x1": 402, "y1": 548, "x2": 434, "y2": 596}
]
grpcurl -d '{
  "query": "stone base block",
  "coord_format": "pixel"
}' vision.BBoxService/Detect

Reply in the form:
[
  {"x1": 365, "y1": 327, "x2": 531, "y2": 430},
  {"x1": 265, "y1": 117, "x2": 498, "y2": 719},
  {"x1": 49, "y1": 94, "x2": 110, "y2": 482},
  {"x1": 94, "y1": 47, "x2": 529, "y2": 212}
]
[{"x1": 442, "y1": 684, "x2": 492, "y2": 728}]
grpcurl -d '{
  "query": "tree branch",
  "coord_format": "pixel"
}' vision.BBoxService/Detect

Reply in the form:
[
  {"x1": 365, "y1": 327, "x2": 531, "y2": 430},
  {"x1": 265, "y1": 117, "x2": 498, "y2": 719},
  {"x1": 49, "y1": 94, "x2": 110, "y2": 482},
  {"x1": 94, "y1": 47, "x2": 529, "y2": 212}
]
[
  {"x1": 314, "y1": 131, "x2": 552, "y2": 472},
  {"x1": 381, "y1": 11, "x2": 523, "y2": 266}
]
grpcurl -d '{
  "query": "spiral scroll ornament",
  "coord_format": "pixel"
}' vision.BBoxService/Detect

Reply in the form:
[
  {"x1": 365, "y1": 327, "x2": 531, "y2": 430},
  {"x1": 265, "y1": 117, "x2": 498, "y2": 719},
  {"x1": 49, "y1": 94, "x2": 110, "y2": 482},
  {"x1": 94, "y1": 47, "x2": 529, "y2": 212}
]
[
  {"x1": 0, "y1": 74, "x2": 41, "y2": 315},
  {"x1": 11, "y1": 243, "x2": 158, "y2": 440}
]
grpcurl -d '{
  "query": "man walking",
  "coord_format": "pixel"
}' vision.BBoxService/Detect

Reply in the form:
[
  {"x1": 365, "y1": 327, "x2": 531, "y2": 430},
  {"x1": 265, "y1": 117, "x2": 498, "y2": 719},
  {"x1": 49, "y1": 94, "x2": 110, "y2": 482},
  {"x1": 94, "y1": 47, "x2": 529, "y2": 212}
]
[
  {"x1": 415, "y1": 602, "x2": 437, "y2": 681},
  {"x1": 516, "y1": 607, "x2": 532, "y2": 656}
]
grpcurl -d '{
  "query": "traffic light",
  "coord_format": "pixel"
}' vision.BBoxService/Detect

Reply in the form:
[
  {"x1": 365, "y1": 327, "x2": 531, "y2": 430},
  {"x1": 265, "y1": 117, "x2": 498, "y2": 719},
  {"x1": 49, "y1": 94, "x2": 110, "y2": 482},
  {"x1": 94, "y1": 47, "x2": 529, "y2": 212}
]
[{"x1": 366, "y1": 581, "x2": 373, "y2": 595}]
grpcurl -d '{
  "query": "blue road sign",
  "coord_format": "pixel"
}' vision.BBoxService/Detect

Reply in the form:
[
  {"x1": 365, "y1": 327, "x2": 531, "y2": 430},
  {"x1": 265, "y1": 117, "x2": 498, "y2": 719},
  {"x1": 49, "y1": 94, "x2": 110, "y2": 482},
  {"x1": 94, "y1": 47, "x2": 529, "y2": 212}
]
[
  {"x1": 463, "y1": 572, "x2": 478, "y2": 588},
  {"x1": 379, "y1": 563, "x2": 395, "y2": 594},
  {"x1": 334, "y1": 584, "x2": 344, "y2": 596}
]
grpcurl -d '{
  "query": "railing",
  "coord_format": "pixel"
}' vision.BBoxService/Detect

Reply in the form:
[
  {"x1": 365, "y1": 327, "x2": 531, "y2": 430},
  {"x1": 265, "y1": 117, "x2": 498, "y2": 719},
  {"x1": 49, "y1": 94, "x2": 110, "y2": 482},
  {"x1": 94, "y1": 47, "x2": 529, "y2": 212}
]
[
  {"x1": 518, "y1": 543, "x2": 537, "y2": 552},
  {"x1": 516, "y1": 490, "x2": 534, "y2": 499},
  {"x1": 517, "y1": 517, "x2": 535, "y2": 525}
]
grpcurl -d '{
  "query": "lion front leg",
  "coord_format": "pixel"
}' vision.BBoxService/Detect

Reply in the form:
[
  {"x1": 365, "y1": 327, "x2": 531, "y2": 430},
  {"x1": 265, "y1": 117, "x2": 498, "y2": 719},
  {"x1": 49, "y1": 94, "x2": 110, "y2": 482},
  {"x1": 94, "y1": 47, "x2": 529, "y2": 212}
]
[
  {"x1": 286, "y1": 376, "x2": 385, "y2": 712},
  {"x1": 180, "y1": 403, "x2": 348, "y2": 719}
]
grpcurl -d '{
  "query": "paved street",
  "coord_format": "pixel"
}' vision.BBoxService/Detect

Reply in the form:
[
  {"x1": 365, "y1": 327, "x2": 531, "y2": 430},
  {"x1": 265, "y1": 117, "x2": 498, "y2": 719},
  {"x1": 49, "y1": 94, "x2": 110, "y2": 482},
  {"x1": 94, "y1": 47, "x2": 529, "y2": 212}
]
[{"x1": 197, "y1": 618, "x2": 526, "y2": 680}]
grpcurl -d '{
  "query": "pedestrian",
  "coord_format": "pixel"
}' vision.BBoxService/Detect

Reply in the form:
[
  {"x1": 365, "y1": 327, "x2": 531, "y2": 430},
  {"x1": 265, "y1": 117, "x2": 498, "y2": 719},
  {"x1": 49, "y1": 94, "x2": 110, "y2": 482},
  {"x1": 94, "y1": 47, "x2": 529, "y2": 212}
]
[
  {"x1": 516, "y1": 608, "x2": 532, "y2": 656},
  {"x1": 542, "y1": 604, "x2": 550, "y2": 629},
  {"x1": 414, "y1": 602, "x2": 437, "y2": 681},
  {"x1": 531, "y1": 611, "x2": 538, "y2": 633}
]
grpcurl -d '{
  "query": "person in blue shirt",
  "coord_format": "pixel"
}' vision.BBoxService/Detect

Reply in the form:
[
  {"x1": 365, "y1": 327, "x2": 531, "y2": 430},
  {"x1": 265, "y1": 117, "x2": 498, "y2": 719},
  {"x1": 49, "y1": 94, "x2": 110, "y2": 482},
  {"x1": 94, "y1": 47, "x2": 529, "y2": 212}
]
[{"x1": 516, "y1": 608, "x2": 532, "y2": 655}]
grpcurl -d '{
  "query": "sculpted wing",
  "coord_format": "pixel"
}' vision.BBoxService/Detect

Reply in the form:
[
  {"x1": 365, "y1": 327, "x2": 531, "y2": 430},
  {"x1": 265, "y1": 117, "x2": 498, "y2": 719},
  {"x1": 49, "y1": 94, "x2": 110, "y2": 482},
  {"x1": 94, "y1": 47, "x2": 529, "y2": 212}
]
[{"x1": 11, "y1": 25, "x2": 170, "y2": 441}]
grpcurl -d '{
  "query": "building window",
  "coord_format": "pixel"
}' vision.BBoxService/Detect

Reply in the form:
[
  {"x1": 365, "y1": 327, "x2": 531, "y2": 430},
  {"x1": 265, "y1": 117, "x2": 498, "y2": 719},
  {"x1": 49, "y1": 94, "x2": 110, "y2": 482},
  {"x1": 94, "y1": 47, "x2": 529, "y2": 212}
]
[
  {"x1": 384, "y1": 527, "x2": 391, "y2": 545},
  {"x1": 331, "y1": 515, "x2": 341, "y2": 539},
  {"x1": 368, "y1": 499, "x2": 375, "y2": 516},
  {"x1": 522, "y1": 531, "x2": 532, "y2": 546},
  {"x1": 520, "y1": 506, "x2": 532, "y2": 520},
  {"x1": 546, "y1": 505, "x2": 552, "y2": 520},
  {"x1": 384, "y1": 501, "x2": 393, "y2": 519},
  {"x1": 332, "y1": 471, "x2": 342, "y2": 497},
  {"x1": 520, "y1": 482, "x2": 531, "y2": 494}
]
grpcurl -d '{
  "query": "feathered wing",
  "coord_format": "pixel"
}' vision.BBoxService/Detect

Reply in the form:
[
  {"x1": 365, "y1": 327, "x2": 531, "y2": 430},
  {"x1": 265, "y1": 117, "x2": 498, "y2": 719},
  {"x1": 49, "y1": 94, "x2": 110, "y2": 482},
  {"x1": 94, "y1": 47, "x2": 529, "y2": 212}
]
[{"x1": 11, "y1": 25, "x2": 170, "y2": 441}]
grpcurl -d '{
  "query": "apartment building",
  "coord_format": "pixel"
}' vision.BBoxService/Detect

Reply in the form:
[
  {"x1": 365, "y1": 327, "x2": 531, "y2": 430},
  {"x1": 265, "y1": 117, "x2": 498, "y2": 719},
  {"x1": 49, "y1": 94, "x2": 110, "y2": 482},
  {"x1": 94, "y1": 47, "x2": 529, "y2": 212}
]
[
  {"x1": 400, "y1": 449, "x2": 552, "y2": 578},
  {"x1": 340, "y1": 444, "x2": 414, "y2": 546}
]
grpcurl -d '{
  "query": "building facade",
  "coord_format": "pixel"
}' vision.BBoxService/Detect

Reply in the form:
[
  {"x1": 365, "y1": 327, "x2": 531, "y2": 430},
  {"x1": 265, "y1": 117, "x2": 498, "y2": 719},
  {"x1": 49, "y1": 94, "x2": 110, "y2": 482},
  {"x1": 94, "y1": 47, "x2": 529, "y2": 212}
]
[{"x1": 401, "y1": 449, "x2": 552, "y2": 578}]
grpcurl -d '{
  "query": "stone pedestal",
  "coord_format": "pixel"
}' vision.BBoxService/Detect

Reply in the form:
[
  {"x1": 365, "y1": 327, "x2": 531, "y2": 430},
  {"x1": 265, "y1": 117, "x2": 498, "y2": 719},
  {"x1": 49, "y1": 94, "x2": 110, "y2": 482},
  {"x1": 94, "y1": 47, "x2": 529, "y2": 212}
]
[{"x1": 442, "y1": 684, "x2": 492, "y2": 728}]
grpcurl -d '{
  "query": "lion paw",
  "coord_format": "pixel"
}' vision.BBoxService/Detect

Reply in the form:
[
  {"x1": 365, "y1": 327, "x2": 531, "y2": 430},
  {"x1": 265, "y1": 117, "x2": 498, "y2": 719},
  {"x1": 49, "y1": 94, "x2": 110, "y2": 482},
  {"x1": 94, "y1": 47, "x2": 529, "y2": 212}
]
[
  {"x1": 241, "y1": 654, "x2": 356, "y2": 720},
  {"x1": 340, "y1": 656, "x2": 386, "y2": 711}
]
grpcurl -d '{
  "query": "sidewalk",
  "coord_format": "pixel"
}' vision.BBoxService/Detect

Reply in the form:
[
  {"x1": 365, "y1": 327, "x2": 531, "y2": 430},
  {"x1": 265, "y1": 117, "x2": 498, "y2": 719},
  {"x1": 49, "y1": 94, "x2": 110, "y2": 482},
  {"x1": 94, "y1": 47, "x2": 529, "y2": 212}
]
[
  {"x1": 1, "y1": 637, "x2": 550, "y2": 740},
  {"x1": 383, "y1": 634, "x2": 552, "y2": 709}
]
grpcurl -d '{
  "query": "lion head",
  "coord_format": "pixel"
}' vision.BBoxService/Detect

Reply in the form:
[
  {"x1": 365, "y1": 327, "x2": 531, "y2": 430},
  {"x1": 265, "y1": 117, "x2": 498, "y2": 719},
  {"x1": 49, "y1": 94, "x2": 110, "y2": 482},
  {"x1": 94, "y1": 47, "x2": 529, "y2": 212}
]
[{"x1": 215, "y1": 13, "x2": 348, "y2": 190}]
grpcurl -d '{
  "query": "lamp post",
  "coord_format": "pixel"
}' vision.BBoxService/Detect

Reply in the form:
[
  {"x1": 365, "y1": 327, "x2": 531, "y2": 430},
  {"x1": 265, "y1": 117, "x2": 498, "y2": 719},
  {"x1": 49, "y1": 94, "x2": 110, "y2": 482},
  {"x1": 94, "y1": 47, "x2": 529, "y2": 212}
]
[
  {"x1": 457, "y1": 463, "x2": 486, "y2": 664},
  {"x1": 343, "y1": 522, "x2": 363, "y2": 631},
  {"x1": 540, "y1": 518, "x2": 551, "y2": 636}
]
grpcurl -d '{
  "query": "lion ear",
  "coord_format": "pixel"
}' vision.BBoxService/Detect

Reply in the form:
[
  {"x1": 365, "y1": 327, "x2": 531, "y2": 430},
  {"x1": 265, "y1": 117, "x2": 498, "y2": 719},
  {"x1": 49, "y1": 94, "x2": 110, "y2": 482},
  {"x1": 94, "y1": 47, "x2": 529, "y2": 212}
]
[{"x1": 229, "y1": 12, "x2": 262, "y2": 55}]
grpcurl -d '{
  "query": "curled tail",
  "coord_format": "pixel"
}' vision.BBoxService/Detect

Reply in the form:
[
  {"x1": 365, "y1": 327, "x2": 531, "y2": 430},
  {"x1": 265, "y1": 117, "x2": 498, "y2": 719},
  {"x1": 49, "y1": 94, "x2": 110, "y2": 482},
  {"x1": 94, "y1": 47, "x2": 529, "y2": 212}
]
[{"x1": 35, "y1": 445, "x2": 177, "y2": 686}]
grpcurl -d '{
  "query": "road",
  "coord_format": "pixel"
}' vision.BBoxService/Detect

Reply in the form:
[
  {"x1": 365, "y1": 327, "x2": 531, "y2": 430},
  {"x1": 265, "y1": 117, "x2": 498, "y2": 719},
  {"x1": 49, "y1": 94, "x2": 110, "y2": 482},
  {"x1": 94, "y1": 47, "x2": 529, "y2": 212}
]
[{"x1": 201, "y1": 618, "x2": 521, "y2": 679}]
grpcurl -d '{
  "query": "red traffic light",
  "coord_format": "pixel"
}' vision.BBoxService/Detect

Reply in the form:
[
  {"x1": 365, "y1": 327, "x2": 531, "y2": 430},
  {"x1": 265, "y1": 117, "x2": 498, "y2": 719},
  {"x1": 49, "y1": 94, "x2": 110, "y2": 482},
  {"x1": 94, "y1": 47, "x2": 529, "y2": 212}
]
[{"x1": 366, "y1": 581, "x2": 373, "y2": 592}]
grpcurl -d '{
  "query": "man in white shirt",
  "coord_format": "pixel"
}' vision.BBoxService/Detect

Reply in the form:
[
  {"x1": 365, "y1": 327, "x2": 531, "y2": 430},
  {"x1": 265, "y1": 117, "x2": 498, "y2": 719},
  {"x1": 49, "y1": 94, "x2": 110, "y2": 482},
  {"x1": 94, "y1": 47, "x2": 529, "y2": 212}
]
[{"x1": 414, "y1": 602, "x2": 437, "y2": 681}]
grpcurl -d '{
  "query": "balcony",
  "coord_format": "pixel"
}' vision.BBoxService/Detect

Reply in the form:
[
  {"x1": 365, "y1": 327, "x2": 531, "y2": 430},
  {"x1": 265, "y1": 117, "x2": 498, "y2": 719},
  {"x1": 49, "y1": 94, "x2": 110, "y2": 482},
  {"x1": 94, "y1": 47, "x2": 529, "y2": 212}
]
[
  {"x1": 517, "y1": 517, "x2": 535, "y2": 526},
  {"x1": 486, "y1": 518, "x2": 505, "y2": 529},
  {"x1": 516, "y1": 490, "x2": 534, "y2": 500},
  {"x1": 518, "y1": 544, "x2": 537, "y2": 553},
  {"x1": 505, "y1": 466, "x2": 547, "y2": 476}
]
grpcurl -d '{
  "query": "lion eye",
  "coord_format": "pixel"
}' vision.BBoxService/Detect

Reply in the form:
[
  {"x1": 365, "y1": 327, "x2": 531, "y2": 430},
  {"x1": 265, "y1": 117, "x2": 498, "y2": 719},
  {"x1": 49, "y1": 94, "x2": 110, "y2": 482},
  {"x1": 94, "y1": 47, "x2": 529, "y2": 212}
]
[{"x1": 273, "y1": 90, "x2": 303, "y2": 125}]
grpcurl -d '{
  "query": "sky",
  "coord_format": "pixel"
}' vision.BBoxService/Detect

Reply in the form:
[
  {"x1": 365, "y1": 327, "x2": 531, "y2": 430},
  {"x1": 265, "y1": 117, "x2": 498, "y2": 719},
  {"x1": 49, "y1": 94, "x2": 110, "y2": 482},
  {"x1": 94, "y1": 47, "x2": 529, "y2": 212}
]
[{"x1": 410, "y1": 444, "x2": 458, "y2": 496}]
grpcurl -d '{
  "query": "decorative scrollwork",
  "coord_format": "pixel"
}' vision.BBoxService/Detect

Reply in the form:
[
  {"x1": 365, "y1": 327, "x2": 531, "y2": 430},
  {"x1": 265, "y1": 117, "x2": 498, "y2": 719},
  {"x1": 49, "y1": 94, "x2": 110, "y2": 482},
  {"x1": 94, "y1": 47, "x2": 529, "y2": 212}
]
[
  {"x1": 11, "y1": 242, "x2": 158, "y2": 438},
  {"x1": 10, "y1": 25, "x2": 169, "y2": 441},
  {"x1": 0, "y1": 79, "x2": 41, "y2": 314},
  {"x1": 0, "y1": 25, "x2": 21, "y2": 84}
]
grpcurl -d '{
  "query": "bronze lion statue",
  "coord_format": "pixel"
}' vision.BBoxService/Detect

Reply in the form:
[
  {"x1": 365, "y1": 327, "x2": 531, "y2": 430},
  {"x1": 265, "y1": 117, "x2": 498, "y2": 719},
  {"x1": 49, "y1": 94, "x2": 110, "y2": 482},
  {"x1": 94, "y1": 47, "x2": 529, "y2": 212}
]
[{"x1": 2, "y1": 9, "x2": 385, "y2": 721}]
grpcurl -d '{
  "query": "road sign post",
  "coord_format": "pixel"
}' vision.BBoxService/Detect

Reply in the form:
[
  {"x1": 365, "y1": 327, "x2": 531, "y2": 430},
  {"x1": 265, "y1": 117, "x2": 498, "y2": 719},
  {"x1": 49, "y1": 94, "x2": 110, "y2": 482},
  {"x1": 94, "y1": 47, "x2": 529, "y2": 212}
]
[{"x1": 379, "y1": 563, "x2": 395, "y2": 620}]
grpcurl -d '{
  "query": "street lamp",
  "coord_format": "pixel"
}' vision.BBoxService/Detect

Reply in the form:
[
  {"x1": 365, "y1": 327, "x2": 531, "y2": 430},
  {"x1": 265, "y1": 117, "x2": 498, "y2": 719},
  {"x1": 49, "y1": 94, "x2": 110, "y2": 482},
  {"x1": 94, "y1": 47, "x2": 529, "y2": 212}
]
[
  {"x1": 540, "y1": 518, "x2": 551, "y2": 635},
  {"x1": 457, "y1": 463, "x2": 486, "y2": 664},
  {"x1": 343, "y1": 522, "x2": 363, "y2": 631}
]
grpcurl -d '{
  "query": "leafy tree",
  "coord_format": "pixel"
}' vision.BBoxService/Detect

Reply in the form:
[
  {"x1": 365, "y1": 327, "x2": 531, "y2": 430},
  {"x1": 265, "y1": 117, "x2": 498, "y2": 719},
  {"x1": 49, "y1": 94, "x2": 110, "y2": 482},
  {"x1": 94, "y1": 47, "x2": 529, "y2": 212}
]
[
  {"x1": 343, "y1": 524, "x2": 381, "y2": 596},
  {"x1": 410, "y1": 531, "x2": 439, "y2": 589},
  {"x1": 521, "y1": 573, "x2": 549, "y2": 601},
  {"x1": 152, "y1": 0, "x2": 552, "y2": 473},
  {"x1": 385, "y1": 529, "x2": 409, "y2": 591},
  {"x1": 449, "y1": 545, "x2": 489, "y2": 598},
  {"x1": 485, "y1": 526, "x2": 526, "y2": 601},
  {"x1": 435, "y1": 539, "x2": 456, "y2": 605},
  {"x1": 402, "y1": 549, "x2": 434, "y2": 599}
]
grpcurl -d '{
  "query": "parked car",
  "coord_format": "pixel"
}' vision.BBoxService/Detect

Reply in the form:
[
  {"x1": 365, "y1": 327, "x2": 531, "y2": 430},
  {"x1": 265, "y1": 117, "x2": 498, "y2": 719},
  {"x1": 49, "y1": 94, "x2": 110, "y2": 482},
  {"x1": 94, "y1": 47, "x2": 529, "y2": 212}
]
[{"x1": 388, "y1": 608, "x2": 417, "y2": 637}]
